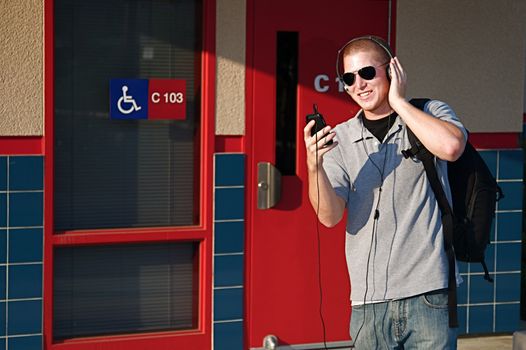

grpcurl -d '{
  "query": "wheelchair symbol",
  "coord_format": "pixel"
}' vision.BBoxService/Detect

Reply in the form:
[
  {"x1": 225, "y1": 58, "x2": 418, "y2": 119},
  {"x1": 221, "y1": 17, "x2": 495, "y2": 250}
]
[{"x1": 117, "y1": 86, "x2": 142, "y2": 114}]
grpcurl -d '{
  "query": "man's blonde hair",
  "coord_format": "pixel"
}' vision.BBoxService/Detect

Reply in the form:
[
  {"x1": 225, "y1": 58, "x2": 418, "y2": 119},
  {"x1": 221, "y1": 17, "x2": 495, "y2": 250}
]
[{"x1": 342, "y1": 36, "x2": 392, "y2": 64}]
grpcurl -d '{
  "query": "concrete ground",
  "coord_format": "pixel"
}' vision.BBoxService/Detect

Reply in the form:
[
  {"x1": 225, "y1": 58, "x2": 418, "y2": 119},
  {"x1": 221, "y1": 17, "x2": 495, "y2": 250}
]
[{"x1": 458, "y1": 335, "x2": 513, "y2": 350}]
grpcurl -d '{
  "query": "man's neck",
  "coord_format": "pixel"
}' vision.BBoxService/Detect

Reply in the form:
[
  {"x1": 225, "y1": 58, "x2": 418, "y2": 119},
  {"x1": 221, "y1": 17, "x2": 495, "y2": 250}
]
[{"x1": 363, "y1": 109, "x2": 394, "y2": 120}]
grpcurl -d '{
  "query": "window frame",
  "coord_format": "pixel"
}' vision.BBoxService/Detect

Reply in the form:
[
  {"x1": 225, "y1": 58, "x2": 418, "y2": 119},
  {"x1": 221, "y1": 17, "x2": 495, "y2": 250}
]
[{"x1": 43, "y1": 0, "x2": 216, "y2": 348}]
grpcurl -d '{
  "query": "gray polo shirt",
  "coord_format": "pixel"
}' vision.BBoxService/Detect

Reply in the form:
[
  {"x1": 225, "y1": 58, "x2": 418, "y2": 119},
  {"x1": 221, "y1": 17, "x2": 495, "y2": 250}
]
[{"x1": 323, "y1": 99, "x2": 467, "y2": 304}]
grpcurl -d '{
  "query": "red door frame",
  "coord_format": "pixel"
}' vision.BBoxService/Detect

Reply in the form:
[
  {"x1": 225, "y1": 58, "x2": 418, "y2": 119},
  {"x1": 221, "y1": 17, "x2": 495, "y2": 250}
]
[{"x1": 43, "y1": 0, "x2": 216, "y2": 349}]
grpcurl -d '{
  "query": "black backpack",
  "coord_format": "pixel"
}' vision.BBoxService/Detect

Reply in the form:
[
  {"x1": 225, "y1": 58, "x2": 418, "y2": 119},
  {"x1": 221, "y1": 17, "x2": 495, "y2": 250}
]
[{"x1": 402, "y1": 98, "x2": 503, "y2": 327}]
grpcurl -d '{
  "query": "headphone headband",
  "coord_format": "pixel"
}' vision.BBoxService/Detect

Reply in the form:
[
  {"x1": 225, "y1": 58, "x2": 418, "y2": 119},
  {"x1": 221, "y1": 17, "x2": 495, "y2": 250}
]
[{"x1": 336, "y1": 35, "x2": 394, "y2": 86}]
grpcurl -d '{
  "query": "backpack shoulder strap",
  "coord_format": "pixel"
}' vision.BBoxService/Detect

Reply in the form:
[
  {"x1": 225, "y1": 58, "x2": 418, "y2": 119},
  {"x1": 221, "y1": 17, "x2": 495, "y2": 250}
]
[
  {"x1": 409, "y1": 98, "x2": 430, "y2": 110},
  {"x1": 404, "y1": 98, "x2": 458, "y2": 328},
  {"x1": 402, "y1": 99, "x2": 433, "y2": 160}
]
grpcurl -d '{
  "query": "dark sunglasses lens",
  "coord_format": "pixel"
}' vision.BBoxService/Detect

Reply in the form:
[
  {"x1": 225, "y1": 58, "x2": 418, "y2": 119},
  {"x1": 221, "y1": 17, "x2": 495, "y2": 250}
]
[
  {"x1": 342, "y1": 72, "x2": 355, "y2": 86},
  {"x1": 342, "y1": 66, "x2": 377, "y2": 86},
  {"x1": 359, "y1": 66, "x2": 376, "y2": 80}
]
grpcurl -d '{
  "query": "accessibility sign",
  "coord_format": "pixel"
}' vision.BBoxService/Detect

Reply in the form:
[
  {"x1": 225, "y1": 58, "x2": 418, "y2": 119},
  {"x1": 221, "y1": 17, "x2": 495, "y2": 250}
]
[
  {"x1": 110, "y1": 79, "x2": 148, "y2": 119},
  {"x1": 109, "y1": 79, "x2": 186, "y2": 120}
]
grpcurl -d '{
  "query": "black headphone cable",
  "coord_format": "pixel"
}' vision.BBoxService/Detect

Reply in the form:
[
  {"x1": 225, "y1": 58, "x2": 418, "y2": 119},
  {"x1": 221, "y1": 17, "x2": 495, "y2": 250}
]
[{"x1": 315, "y1": 133, "x2": 330, "y2": 350}]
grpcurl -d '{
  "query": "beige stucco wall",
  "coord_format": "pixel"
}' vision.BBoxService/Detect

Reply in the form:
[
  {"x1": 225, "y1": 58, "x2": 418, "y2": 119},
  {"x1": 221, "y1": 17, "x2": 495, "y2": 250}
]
[
  {"x1": 0, "y1": 0, "x2": 43, "y2": 136},
  {"x1": 215, "y1": 0, "x2": 245, "y2": 135},
  {"x1": 397, "y1": 0, "x2": 525, "y2": 133}
]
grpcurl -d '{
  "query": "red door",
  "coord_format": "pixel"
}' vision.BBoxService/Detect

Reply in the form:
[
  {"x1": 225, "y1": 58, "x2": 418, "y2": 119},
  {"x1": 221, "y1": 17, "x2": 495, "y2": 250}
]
[{"x1": 246, "y1": 1, "x2": 395, "y2": 347}]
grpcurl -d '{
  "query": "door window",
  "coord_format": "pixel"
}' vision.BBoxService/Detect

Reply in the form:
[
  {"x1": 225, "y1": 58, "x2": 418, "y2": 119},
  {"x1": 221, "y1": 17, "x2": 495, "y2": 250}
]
[
  {"x1": 54, "y1": 0, "x2": 202, "y2": 230},
  {"x1": 53, "y1": 242, "x2": 198, "y2": 340}
]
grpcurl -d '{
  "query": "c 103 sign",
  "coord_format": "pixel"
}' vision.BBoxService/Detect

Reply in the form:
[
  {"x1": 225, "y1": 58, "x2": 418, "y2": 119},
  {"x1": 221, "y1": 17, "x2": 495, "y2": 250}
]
[
  {"x1": 110, "y1": 79, "x2": 186, "y2": 120},
  {"x1": 313, "y1": 74, "x2": 346, "y2": 93},
  {"x1": 151, "y1": 91, "x2": 184, "y2": 104}
]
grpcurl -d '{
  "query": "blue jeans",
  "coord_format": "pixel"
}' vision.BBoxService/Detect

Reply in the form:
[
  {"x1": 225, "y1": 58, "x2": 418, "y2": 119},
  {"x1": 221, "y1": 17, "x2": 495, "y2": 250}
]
[{"x1": 350, "y1": 289, "x2": 458, "y2": 349}]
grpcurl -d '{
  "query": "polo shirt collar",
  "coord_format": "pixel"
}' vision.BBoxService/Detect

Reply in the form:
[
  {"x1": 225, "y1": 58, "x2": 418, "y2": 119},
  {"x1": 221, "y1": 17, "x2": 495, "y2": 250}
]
[{"x1": 349, "y1": 109, "x2": 403, "y2": 143}]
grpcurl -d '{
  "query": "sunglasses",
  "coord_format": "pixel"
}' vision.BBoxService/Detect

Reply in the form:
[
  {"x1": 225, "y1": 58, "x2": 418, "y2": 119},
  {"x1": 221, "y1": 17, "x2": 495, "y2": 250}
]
[{"x1": 341, "y1": 62, "x2": 389, "y2": 86}]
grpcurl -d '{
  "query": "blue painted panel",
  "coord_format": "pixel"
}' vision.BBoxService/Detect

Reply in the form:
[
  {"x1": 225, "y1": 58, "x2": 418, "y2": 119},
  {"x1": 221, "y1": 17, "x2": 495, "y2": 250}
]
[
  {"x1": 469, "y1": 274, "x2": 494, "y2": 304},
  {"x1": 7, "y1": 300, "x2": 42, "y2": 335},
  {"x1": 215, "y1": 188, "x2": 244, "y2": 221},
  {"x1": 214, "y1": 255, "x2": 244, "y2": 287},
  {"x1": 495, "y1": 303, "x2": 520, "y2": 333},
  {"x1": 496, "y1": 243, "x2": 521, "y2": 271},
  {"x1": 215, "y1": 154, "x2": 245, "y2": 187},
  {"x1": 9, "y1": 157, "x2": 44, "y2": 191},
  {"x1": 457, "y1": 279, "x2": 468, "y2": 305},
  {"x1": 214, "y1": 288, "x2": 243, "y2": 321},
  {"x1": 497, "y1": 182, "x2": 523, "y2": 211},
  {"x1": 0, "y1": 157, "x2": 6, "y2": 191},
  {"x1": 9, "y1": 264, "x2": 42, "y2": 299},
  {"x1": 0, "y1": 230, "x2": 6, "y2": 263},
  {"x1": 468, "y1": 305, "x2": 493, "y2": 334},
  {"x1": 498, "y1": 150, "x2": 523, "y2": 180},
  {"x1": 0, "y1": 194, "x2": 6, "y2": 227},
  {"x1": 9, "y1": 228, "x2": 43, "y2": 263},
  {"x1": 495, "y1": 273, "x2": 520, "y2": 302},
  {"x1": 9, "y1": 192, "x2": 43, "y2": 227},
  {"x1": 479, "y1": 151, "x2": 497, "y2": 179},
  {"x1": 214, "y1": 321, "x2": 243, "y2": 350},
  {"x1": 215, "y1": 221, "x2": 244, "y2": 254},
  {"x1": 497, "y1": 211, "x2": 522, "y2": 242},
  {"x1": 0, "y1": 266, "x2": 5, "y2": 300},
  {"x1": 0, "y1": 302, "x2": 5, "y2": 337},
  {"x1": 8, "y1": 336, "x2": 42, "y2": 350},
  {"x1": 457, "y1": 306, "x2": 467, "y2": 335}
]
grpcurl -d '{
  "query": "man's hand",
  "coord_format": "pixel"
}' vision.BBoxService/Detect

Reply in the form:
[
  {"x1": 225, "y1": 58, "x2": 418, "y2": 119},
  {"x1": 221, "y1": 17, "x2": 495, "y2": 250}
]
[
  {"x1": 304, "y1": 120, "x2": 344, "y2": 227},
  {"x1": 388, "y1": 57, "x2": 407, "y2": 109},
  {"x1": 304, "y1": 120, "x2": 338, "y2": 172}
]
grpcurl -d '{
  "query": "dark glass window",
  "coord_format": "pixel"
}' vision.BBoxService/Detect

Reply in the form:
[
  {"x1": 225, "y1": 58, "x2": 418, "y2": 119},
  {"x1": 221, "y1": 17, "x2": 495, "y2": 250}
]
[
  {"x1": 54, "y1": 0, "x2": 202, "y2": 230},
  {"x1": 53, "y1": 242, "x2": 198, "y2": 340},
  {"x1": 275, "y1": 31, "x2": 298, "y2": 176}
]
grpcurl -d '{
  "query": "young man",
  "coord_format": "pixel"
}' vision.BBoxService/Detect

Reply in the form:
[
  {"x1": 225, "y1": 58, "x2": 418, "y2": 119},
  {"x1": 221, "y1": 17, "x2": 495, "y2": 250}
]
[{"x1": 303, "y1": 36, "x2": 467, "y2": 349}]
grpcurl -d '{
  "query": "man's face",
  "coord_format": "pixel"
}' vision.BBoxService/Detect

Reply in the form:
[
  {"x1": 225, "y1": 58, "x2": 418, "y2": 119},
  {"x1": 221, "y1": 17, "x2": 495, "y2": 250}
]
[{"x1": 343, "y1": 50, "x2": 391, "y2": 118}]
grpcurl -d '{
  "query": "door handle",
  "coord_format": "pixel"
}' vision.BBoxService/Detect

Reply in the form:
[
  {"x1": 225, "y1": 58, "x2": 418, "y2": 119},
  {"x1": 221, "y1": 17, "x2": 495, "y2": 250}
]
[{"x1": 257, "y1": 162, "x2": 282, "y2": 209}]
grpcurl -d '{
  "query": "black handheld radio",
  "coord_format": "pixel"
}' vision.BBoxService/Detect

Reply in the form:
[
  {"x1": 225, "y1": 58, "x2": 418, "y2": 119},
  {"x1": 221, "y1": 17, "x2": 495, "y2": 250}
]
[{"x1": 305, "y1": 104, "x2": 333, "y2": 145}]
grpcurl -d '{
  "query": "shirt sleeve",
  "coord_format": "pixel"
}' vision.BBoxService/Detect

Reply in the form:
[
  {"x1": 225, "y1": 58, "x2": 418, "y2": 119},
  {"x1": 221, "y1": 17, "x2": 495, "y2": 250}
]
[{"x1": 425, "y1": 99, "x2": 468, "y2": 141}]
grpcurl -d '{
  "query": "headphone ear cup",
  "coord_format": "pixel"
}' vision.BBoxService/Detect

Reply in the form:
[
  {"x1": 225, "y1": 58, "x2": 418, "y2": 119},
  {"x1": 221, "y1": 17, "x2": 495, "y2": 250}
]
[{"x1": 386, "y1": 65, "x2": 391, "y2": 82}]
